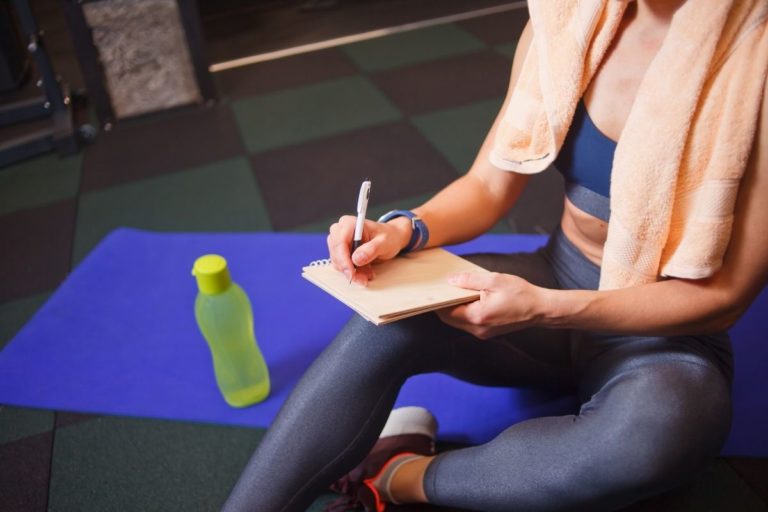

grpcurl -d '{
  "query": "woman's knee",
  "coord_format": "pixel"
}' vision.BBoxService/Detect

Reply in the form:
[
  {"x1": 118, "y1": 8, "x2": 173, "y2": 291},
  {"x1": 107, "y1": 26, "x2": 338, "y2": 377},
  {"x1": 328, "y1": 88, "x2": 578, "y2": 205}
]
[{"x1": 587, "y1": 364, "x2": 731, "y2": 492}]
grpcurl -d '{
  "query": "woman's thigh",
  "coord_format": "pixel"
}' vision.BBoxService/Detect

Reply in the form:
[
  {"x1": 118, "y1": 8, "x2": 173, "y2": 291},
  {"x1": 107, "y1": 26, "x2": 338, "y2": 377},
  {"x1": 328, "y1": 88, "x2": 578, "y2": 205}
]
[{"x1": 402, "y1": 250, "x2": 576, "y2": 392}]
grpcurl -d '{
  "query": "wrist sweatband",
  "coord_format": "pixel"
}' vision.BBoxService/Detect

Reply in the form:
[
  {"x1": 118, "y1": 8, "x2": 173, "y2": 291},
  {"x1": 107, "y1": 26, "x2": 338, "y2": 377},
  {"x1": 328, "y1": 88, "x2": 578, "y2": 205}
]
[{"x1": 377, "y1": 209, "x2": 430, "y2": 253}]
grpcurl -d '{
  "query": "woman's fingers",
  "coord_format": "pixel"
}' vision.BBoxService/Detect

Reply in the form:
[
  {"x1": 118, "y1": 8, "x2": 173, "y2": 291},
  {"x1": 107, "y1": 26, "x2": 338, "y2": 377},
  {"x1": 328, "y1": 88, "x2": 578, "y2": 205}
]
[{"x1": 328, "y1": 216, "x2": 357, "y2": 279}]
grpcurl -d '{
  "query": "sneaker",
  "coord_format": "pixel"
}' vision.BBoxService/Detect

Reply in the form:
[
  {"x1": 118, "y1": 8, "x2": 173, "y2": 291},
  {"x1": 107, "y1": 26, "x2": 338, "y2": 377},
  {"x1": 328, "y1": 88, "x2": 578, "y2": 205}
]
[{"x1": 325, "y1": 406, "x2": 438, "y2": 512}]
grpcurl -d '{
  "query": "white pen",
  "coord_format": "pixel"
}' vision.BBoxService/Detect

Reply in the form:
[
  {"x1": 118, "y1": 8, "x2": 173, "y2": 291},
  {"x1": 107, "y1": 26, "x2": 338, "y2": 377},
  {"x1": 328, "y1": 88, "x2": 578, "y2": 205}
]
[{"x1": 351, "y1": 179, "x2": 371, "y2": 269}]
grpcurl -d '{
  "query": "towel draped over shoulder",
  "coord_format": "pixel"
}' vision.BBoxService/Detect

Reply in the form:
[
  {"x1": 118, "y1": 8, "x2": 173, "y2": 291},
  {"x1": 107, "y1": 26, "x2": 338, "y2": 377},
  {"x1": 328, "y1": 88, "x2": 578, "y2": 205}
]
[{"x1": 490, "y1": 0, "x2": 768, "y2": 290}]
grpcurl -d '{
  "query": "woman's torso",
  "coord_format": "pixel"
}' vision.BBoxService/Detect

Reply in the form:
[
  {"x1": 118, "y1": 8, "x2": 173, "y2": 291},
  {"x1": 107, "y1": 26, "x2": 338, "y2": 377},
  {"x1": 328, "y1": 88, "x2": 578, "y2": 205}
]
[{"x1": 559, "y1": 1, "x2": 679, "y2": 266}]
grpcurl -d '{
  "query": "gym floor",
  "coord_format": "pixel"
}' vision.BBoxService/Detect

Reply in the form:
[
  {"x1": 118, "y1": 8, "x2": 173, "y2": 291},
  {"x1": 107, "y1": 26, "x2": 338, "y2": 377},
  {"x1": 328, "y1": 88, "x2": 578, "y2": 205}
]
[{"x1": 1, "y1": 1, "x2": 767, "y2": 510}]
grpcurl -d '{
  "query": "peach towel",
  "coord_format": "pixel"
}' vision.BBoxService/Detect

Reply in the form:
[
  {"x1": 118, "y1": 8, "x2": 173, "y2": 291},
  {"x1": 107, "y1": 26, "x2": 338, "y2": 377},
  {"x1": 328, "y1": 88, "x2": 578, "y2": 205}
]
[{"x1": 491, "y1": 0, "x2": 768, "y2": 289}]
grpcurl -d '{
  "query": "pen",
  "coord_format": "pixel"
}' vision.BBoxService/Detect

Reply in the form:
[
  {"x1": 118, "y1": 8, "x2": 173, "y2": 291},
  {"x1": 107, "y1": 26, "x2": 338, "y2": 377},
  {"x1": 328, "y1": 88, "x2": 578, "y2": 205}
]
[{"x1": 351, "y1": 179, "x2": 371, "y2": 272}]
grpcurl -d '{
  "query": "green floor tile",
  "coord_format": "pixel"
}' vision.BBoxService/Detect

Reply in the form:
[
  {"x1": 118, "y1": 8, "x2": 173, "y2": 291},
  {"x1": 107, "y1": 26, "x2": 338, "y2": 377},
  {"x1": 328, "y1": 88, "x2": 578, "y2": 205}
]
[
  {"x1": 0, "y1": 406, "x2": 54, "y2": 444},
  {"x1": 411, "y1": 98, "x2": 503, "y2": 172},
  {"x1": 232, "y1": 76, "x2": 401, "y2": 153},
  {"x1": 73, "y1": 157, "x2": 271, "y2": 264},
  {"x1": 495, "y1": 42, "x2": 518, "y2": 59},
  {"x1": 0, "y1": 154, "x2": 81, "y2": 216},
  {"x1": 0, "y1": 292, "x2": 51, "y2": 350},
  {"x1": 342, "y1": 24, "x2": 485, "y2": 72},
  {"x1": 49, "y1": 416, "x2": 264, "y2": 512}
]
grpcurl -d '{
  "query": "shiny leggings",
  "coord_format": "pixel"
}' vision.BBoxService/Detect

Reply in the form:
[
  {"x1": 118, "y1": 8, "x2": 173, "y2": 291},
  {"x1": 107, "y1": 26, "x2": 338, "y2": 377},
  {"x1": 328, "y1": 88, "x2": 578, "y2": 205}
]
[{"x1": 222, "y1": 229, "x2": 732, "y2": 512}]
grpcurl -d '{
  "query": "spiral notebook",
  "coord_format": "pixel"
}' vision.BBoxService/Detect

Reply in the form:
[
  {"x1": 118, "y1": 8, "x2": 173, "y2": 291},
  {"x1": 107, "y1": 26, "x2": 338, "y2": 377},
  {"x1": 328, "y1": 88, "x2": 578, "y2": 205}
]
[{"x1": 301, "y1": 248, "x2": 489, "y2": 325}]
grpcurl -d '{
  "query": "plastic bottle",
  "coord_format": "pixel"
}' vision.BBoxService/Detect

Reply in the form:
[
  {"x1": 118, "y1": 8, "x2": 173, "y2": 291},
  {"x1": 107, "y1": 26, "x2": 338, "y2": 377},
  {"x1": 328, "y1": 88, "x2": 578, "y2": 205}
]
[{"x1": 192, "y1": 254, "x2": 270, "y2": 407}]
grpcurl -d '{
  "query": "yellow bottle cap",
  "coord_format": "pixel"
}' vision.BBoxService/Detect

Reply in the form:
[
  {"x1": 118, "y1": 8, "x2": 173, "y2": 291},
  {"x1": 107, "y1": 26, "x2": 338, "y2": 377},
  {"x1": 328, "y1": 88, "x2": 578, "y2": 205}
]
[{"x1": 192, "y1": 254, "x2": 232, "y2": 295}]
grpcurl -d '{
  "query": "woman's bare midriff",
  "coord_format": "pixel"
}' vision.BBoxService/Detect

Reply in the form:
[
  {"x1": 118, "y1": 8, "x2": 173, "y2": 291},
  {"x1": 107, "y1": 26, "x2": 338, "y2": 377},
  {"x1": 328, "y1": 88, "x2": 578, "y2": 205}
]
[{"x1": 560, "y1": 196, "x2": 608, "y2": 267}]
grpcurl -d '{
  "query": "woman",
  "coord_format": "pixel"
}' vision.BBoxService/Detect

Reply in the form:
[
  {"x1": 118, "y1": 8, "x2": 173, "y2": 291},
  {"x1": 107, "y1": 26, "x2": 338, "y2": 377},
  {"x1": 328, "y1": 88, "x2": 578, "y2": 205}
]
[{"x1": 223, "y1": 0, "x2": 768, "y2": 510}]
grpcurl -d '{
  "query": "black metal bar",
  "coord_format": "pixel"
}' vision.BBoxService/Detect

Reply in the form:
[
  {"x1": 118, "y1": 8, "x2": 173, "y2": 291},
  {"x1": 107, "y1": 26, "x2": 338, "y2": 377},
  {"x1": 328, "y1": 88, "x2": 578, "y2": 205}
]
[
  {"x1": 177, "y1": 0, "x2": 217, "y2": 102},
  {"x1": 11, "y1": 0, "x2": 67, "y2": 112},
  {"x1": 60, "y1": 0, "x2": 115, "y2": 127},
  {"x1": 0, "y1": 96, "x2": 48, "y2": 126},
  {"x1": 0, "y1": 130, "x2": 55, "y2": 168}
]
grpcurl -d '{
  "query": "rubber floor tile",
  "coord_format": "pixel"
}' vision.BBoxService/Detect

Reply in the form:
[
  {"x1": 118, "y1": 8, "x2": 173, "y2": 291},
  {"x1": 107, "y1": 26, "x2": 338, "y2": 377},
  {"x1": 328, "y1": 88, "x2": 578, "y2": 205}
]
[
  {"x1": 621, "y1": 458, "x2": 767, "y2": 511},
  {"x1": 371, "y1": 50, "x2": 510, "y2": 115},
  {"x1": 495, "y1": 42, "x2": 518, "y2": 59},
  {"x1": 250, "y1": 121, "x2": 456, "y2": 230},
  {"x1": 457, "y1": 7, "x2": 528, "y2": 46},
  {"x1": 202, "y1": 0, "x2": 509, "y2": 63},
  {"x1": 727, "y1": 457, "x2": 768, "y2": 504},
  {"x1": 215, "y1": 48, "x2": 358, "y2": 99},
  {"x1": 0, "y1": 199, "x2": 75, "y2": 302},
  {"x1": 73, "y1": 157, "x2": 271, "y2": 264},
  {"x1": 232, "y1": 75, "x2": 401, "y2": 153},
  {"x1": 80, "y1": 104, "x2": 244, "y2": 192},
  {"x1": 48, "y1": 416, "x2": 264, "y2": 512},
  {"x1": 0, "y1": 407, "x2": 54, "y2": 445},
  {"x1": 289, "y1": 192, "x2": 436, "y2": 234},
  {"x1": 0, "y1": 153, "x2": 81, "y2": 216},
  {"x1": 0, "y1": 292, "x2": 50, "y2": 349},
  {"x1": 411, "y1": 99, "x2": 563, "y2": 234},
  {"x1": 55, "y1": 411, "x2": 102, "y2": 429},
  {"x1": 0, "y1": 430, "x2": 52, "y2": 512},
  {"x1": 411, "y1": 98, "x2": 503, "y2": 172},
  {"x1": 341, "y1": 24, "x2": 485, "y2": 72}
]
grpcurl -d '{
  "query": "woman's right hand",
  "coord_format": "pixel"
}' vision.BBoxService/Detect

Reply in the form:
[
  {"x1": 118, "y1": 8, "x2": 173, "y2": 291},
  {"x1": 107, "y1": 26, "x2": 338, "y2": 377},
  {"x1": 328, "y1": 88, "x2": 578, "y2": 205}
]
[{"x1": 327, "y1": 215, "x2": 411, "y2": 286}]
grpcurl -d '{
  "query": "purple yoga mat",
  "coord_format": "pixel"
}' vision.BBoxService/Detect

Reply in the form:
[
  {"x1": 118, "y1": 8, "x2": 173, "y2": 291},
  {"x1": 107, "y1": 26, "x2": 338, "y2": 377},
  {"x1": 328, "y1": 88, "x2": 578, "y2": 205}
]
[{"x1": 0, "y1": 229, "x2": 765, "y2": 455}]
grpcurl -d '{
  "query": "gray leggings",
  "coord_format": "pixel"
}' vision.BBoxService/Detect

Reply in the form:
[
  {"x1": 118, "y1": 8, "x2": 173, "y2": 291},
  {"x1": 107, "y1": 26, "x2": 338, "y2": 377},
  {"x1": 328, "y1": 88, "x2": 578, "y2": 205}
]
[{"x1": 222, "y1": 229, "x2": 733, "y2": 512}]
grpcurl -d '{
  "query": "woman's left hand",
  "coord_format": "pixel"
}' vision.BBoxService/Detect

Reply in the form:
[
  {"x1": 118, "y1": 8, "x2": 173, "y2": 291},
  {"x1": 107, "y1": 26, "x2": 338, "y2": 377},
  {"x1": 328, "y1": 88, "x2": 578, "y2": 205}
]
[{"x1": 436, "y1": 271, "x2": 545, "y2": 339}]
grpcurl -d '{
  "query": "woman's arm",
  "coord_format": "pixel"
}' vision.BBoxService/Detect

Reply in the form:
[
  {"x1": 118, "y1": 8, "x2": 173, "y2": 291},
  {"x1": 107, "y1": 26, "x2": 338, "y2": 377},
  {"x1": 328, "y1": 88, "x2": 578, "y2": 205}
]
[
  {"x1": 329, "y1": 23, "x2": 534, "y2": 283},
  {"x1": 441, "y1": 79, "x2": 768, "y2": 339}
]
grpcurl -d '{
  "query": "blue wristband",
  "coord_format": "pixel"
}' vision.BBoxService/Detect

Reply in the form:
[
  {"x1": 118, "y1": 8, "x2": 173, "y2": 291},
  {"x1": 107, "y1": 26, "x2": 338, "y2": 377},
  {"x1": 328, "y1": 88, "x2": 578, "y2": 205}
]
[{"x1": 377, "y1": 209, "x2": 430, "y2": 253}]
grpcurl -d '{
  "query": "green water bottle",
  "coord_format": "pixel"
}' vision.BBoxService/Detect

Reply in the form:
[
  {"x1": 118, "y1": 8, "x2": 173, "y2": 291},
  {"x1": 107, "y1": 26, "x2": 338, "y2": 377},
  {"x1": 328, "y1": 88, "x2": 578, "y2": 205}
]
[{"x1": 192, "y1": 254, "x2": 270, "y2": 407}]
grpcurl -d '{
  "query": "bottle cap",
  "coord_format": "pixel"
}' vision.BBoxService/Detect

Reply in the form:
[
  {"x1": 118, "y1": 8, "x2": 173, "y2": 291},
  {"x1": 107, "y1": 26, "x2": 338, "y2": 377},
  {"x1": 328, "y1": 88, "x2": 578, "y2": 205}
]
[{"x1": 192, "y1": 254, "x2": 232, "y2": 295}]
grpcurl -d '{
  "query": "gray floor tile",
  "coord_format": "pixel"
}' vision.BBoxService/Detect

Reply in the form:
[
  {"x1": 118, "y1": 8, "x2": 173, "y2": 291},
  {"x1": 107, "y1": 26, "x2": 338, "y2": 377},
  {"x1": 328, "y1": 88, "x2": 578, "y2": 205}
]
[
  {"x1": 49, "y1": 416, "x2": 263, "y2": 512},
  {"x1": 411, "y1": 98, "x2": 503, "y2": 172},
  {"x1": 0, "y1": 407, "x2": 54, "y2": 445},
  {"x1": 0, "y1": 154, "x2": 81, "y2": 216},
  {"x1": 232, "y1": 76, "x2": 401, "y2": 153}
]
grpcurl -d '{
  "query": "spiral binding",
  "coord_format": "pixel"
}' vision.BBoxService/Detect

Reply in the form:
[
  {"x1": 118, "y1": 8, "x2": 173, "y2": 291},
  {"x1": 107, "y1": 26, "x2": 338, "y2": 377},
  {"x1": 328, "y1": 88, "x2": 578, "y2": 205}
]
[{"x1": 308, "y1": 258, "x2": 332, "y2": 267}]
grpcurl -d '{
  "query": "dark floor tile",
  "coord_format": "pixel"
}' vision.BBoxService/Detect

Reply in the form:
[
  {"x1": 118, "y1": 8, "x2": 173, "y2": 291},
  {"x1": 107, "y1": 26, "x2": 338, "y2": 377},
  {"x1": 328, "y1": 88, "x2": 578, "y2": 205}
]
[
  {"x1": 620, "y1": 458, "x2": 767, "y2": 511},
  {"x1": 458, "y1": 8, "x2": 529, "y2": 46},
  {"x1": 0, "y1": 431, "x2": 52, "y2": 512},
  {"x1": 80, "y1": 104, "x2": 244, "y2": 192},
  {"x1": 0, "y1": 293, "x2": 50, "y2": 350},
  {"x1": 506, "y1": 168, "x2": 565, "y2": 234},
  {"x1": 727, "y1": 457, "x2": 768, "y2": 503},
  {"x1": 215, "y1": 48, "x2": 358, "y2": 99},
  {"x1": 55, "y1": 411, "x2": 102, "y2": 429},
  {"x1": 202, "y1": 0, "x2": 509, "y2": 63},
  {"x1": 0, "y1": 200, "x2": 75, "y2": 302},
  {"x1": 251, "y1": 121, "x2": 457, "y2": 230},
  {"x1": 49, "y1": 416, "x2": 263, "y2": 511},
  {"x1": 371, "y1": 50, "x2": 510, "y2": 115},
  {"x1": 342, "y1": 23, "x2": 484, "y2": 73}
]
